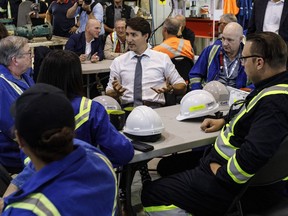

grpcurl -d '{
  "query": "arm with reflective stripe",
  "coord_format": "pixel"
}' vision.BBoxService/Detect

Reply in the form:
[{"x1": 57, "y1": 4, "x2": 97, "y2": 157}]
[
  {"x1": 90, "y1": 102, "x2": 134, "y2": 166},
  {"x1": 188, "y1": 45, "x2": 212, "y2": 90},
  {"x1": 227, "y1": 154, "x2": 254, "y2": 184}
]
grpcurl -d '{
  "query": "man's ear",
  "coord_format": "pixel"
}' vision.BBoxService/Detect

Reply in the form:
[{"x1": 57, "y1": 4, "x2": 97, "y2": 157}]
[
  {"x1": 256, "y1": 57, "x2": 265, "y2": 70},
  {"x1": 15, "y1": 130, "x2": 25, "y2": 149},
  {"x1": 144, "y1": 33, "x2": 149, "y2": 41},
  {"x1": 11, "y1": 56, "x2": 18, "y2": 66}
]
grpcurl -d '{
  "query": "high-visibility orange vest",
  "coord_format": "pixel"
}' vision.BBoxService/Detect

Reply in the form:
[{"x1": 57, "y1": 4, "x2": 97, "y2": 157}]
[{"x1": 223, "y1": 0, "x2": 239, "y2": 15}]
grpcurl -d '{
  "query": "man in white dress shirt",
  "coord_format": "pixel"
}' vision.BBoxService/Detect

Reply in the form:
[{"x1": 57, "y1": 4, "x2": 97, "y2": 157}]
[
  {"x1": 247, "y1": 0, "x2": 288, "y2": 46},
  {"x1": 106, "y1": 17, "x2": 186, "y2": 107}
]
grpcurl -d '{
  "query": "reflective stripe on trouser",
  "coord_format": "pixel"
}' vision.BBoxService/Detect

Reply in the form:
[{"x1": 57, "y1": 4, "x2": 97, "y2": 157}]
[
  {"x1": 5, "y1": 193, "x2": 60, "y2": 216},
  {"x1": 75, "y1": 97, "x2": 92, "y2": 130},
  {"x1": 215, "y1": 84, "x2": 288, "y2": 184},
  {"x1": 144, "y1": 204, "x2": 193, "y2": 216},
  {"x1": 0, "y1": 74, "x2": 24, "y2": 95}
]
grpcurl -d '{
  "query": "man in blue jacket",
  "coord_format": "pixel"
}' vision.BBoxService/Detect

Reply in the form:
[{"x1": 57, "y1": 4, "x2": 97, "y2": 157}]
[
  {"x1": 0, "y1": 36, "x2": 34, "y2": 173},
  {"x1": 65, "y1": 18, "x2": 104, "y2": 63},
  {"x1": 189, "y1": 22, "x2": 249, "y2": 91}
]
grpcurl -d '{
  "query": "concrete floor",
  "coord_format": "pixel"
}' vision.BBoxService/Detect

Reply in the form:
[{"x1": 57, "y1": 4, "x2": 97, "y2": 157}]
[{"x1": 130, "y1": 158, "x2": 161, "y2": 216}]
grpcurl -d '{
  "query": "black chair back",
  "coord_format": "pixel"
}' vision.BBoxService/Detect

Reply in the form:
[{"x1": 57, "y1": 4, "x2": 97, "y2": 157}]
[
  {"x1": 226, "y1": 136, "x2": 288, "y2": 216},
  {"x1": 171, "y1": 56, "x2": 194, "y2": 83},
  {"x1": 165, "y1": 56, "x2": 194, "y2": 106}
]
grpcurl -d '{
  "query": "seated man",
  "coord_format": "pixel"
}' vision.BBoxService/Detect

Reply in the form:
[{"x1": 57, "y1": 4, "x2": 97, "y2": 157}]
[
  {"x1": 0, "y1": 36, "x2": 34, "y2": 174},
  {"x1": 104, "y1": 18, "x2": 128, "y2": 60},
  {"x1": 154, "y1": 17, "x2": 194, "y2": 60},
  {"x1": 142, "y1": 31, "x2": 288, "y2": 216},
  {"x1": 65, "y1": 18, "x2": 104, "y2": 63},
  {"x1": 106, "y1": 17, "x2": 186, "y2": 107},
  {"x1": 175, "y1": 14, "x2": 196, "y2": 53},
  {"x1": 2, "y1": 83, "x2": 117, "y2": 215},
  {"x1": 189, "y1": 22, "x2": 249, "y2": 91}
]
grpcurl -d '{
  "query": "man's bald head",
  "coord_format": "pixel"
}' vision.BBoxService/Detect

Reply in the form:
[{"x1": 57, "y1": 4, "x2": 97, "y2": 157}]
[
  {"x1": 223, "y1": 22, "x2": 243, "y2": 38},
  {"x1": 85, "y1": 19, "x2": 101, "y2": 39},
  {"x1": 86, "y1": 19, "x2": 101, "y2": 30},
  {"x1": 222, "y1": 22, "x2": 244, "y2": 57}
]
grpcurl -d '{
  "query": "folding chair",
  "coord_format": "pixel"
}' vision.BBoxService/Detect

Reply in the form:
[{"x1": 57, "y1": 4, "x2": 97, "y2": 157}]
[{"x1": 226, "y1": 136, "x2": 288, "y2": 216}]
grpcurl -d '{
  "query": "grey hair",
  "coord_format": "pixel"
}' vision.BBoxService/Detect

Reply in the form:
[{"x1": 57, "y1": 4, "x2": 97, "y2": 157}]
[
  {"x1": 220, "y1": 13, "x2": 237, "y2": 23},
  {"x1": 163, "y1": 17, "x2": 181, "y2": 36},
  {"x1": 0, "y1": 36, "x2": 28, "y2": 66}
]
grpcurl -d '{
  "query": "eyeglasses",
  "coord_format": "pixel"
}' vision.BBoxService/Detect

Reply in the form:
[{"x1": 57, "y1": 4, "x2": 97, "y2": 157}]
[
  {"x1": 18, "y1": 51, "x2": 32, "y2": 58},
  {"x1": 239, "y1": 55, "x2": 263, "y2": 63},
  {"x1": 218, "y1": 22, "x2": 228, "y2": 26}
]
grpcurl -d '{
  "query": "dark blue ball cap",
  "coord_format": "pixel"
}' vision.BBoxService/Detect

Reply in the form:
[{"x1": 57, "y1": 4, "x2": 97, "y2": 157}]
[{"x1": 11, "y1": 83, "x2": 75, "y2": 146}]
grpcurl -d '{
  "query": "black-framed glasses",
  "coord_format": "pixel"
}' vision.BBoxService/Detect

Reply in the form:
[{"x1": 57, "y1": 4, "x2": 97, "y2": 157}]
[{"x1": 239, "y1": 55, "x2": 263, "y2": 63}]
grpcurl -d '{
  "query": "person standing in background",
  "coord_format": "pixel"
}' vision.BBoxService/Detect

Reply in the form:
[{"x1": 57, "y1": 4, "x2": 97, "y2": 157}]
[
  {"x1": 28, "y1": 0, "x2": 48, "y2": 26},
  {"x1": 46, "y1": 0, "x2": 77, "y2": 37},
  {"x1": 247, "y1": 0, "x2": 288, "y2": 46},
  {"x1": 104, "y1": 0, "x2": 135, "y2": 36}
]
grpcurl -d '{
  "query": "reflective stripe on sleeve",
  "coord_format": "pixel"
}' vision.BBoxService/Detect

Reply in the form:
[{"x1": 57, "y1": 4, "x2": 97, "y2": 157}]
[
  {"x1": 0, "y1": 74, "x2": 24, "y2": 95},
  {"x1": 214, "y1": 84, "x2": 288, "y2": 184},
  {"x1": 74, "y1": 97, "x2": 92, "y2": 130},
  {"x1": 159, "y1": 43, "x2": 181, "y2": 57},
  {"x1": 227, "y1": 154, "x2": 254, "y2": 184},
  {"x1": 5, "y1": 193, "x2": 60, "y2": 216}
]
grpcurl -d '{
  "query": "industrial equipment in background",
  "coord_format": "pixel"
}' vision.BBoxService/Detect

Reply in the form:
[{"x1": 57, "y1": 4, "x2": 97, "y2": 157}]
[{"x1": 0, "y1": 0, "x2": 53, "y2": 40}]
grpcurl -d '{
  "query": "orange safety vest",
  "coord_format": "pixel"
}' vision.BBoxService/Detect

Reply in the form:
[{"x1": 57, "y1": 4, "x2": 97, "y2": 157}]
[{"x1": 223, "y1": 0, "x2": 239, "y2": 15}]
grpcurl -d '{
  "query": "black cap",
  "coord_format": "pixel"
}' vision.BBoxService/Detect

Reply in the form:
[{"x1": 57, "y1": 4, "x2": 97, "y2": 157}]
[{"x1": 11, "y1": 83, "x2": 75, "y2": 146}]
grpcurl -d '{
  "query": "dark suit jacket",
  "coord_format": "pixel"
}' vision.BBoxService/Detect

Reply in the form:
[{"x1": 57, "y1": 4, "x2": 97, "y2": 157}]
[
  {"x1": 65, "y1": 32, "x2": 104, "y2": 60},
  {"x1": 182, "y1": 27, "x2": 196, "y2": 53},
  {"x1": 247, "y1": 0, "x2": 288, "y2": 44}
]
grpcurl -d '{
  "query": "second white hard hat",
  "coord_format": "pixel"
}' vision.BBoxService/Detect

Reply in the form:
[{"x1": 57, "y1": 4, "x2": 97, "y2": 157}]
[
  {"x1": 203, "y1": 80, "x2": 229, "y2": 109},
  {"x1": 176, "y1": 90, "x2": 219, "y2": 121},
  {"x1": 93, "y1": 95, "x2": 121, "y2": 113}
]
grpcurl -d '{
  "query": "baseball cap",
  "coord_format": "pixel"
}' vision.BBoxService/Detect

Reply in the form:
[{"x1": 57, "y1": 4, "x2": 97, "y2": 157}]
[{"x1": 11, "y1": 83, "x2": 75, "y2": 146}]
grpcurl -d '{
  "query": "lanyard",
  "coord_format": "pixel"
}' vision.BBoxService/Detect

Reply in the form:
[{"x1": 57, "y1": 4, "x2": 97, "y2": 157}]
[{"x1": 223, "y1": 55, "x2": 239, "y2": 78}]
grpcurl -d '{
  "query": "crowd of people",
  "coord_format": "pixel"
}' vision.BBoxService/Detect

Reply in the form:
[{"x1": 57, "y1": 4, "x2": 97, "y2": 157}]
[{"x1": 0, "y1": 0, "x2": 288, "y2": 215}]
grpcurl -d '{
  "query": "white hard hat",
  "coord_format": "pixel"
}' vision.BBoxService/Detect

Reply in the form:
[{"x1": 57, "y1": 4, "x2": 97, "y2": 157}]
[
  {"x1": 93, "y1": 95, "x2": 121, "y2": 113},
  {"x1": 203, "y1": 81, "x2": 229, "y2": 109},
  {"x1": 176, "y1": 90, "x2": 219, "y2": 121},
  {"x1": 123, "y1": 105, "x2": 164, "y2": 142}
]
